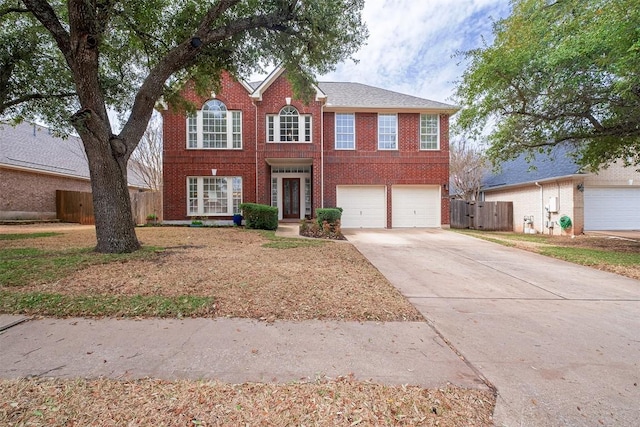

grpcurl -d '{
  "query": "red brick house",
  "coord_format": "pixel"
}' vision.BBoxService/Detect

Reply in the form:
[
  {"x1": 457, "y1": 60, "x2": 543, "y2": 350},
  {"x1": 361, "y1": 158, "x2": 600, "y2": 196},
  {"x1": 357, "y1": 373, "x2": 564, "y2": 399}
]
[{"x1": 162, "y1": 67, "x2": 457, "y2": 228}]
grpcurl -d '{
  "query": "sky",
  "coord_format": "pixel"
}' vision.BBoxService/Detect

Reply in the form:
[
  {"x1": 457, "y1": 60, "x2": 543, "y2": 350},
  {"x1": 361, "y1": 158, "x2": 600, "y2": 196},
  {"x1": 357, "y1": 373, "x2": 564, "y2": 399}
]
[{"x1": 317, "y1": 0, "x2": 512, "y2": 106}]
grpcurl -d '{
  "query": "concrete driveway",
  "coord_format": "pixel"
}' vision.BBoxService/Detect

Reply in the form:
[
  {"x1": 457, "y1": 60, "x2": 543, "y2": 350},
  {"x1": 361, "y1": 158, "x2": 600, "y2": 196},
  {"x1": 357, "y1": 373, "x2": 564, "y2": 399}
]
[{"x1": 345, "y1": 229, "x2": 640, "y2": 427}]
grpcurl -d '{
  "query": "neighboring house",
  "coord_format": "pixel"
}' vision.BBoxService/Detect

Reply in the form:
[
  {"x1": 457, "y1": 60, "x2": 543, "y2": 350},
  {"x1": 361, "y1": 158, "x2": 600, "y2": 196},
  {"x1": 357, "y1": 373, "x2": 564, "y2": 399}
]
[
  {"x1": 0, "y1": 121, "x2": 149, "y2": 221},
  {"x1": 481, "y1": 145, "x2": 640, "y2": 234},
  {"x1": 161, "y1": 68, "x2": 457, "y2": 228}
]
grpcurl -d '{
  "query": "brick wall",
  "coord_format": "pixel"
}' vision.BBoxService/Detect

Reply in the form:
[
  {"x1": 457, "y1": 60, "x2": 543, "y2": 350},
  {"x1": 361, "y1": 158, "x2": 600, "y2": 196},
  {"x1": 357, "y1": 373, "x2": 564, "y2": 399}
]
[
  {"x1": 162, "y1": 70, "x2": 452, "y2": 226},
  {"x1": 323, "y1": 112, "x2": 451, "y2": 226},
  {"x1": 162, "y1": 72, "x2": 257, "y2": 220},
  {"x1": 0, "y1": 167, "x2": 92, "y2": 220}
]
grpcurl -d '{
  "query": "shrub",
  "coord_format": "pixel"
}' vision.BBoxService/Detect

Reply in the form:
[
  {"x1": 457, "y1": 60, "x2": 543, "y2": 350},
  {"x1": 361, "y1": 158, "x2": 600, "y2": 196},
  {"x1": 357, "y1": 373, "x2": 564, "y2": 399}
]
[
  {"x1": 316, "y1": 207, "x2": 342, "y2": 226},
  {"x1": 240, "y1": 203, "x2": 278, "y2": 230}
]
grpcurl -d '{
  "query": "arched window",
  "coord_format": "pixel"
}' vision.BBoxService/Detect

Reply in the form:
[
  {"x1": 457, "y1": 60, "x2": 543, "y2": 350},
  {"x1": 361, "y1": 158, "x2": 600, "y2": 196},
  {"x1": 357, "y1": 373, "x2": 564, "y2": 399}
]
[
  {"x1": 203, "y1": 100, "x2": 228, "y2": 148},
  {"x1": 186, "y1": 99, "x2": 242, "y2": 149},
  {"x1": 279, "y1": 106, "x2": 299, "y2": 141},
  {"x1": 267, "y1": 105, "x2": 312, "y2": 142}
]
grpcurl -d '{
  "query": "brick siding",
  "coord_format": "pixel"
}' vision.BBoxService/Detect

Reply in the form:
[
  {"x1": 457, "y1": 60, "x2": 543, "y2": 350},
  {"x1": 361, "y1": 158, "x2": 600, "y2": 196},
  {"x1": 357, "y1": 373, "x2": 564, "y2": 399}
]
[{"x1": 162, "y1": 71, "x2": 451, "y2": 226}]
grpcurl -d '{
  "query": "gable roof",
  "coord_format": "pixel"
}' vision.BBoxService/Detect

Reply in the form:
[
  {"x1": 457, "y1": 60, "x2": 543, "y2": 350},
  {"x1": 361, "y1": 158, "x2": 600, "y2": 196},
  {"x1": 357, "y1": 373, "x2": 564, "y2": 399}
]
[
  {"x1": 246, "y1": 67, "x2": 457, "y2": 113},
  {"x1": 0, "y1": 121, "x2": 148, "y2": 188},
  {"x1": 318, "y1": 82, "x2": 458, "y2": 113},
  {"x1": 482, "y1": 145, "x2": 585, "y2": 190}
]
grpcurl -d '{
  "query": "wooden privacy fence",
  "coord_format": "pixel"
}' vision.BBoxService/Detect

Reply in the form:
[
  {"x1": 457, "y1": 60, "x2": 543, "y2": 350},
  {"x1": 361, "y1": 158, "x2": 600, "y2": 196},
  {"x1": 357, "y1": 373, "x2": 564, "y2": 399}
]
[
  {"x1": 56, "y1": 190, "x2": 162, "y2": 225},
  {"x1": 450, "y1": 200, "x2": 513, "y2": 231},
  {"x1": 56, "y1": 190, "x2": 94, "y2": 225}
]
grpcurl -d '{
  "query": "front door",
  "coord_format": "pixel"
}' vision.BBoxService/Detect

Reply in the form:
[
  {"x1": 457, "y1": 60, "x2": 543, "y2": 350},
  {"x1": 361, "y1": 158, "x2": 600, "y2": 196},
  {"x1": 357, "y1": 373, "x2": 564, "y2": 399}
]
[{"x1": 283, "y1": 178, "x2": 300, "y2": 219}]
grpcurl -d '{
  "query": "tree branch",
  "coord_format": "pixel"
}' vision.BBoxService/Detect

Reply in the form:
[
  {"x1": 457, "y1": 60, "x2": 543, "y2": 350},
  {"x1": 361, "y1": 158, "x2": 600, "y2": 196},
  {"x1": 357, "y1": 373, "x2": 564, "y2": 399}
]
[
  {"x1": 21, "y1": 0, "x2": 72, "y2": 65},
  {"x1": 0, "y1": 92, "x2": 76, "y2": 112},
  {"x1": 0, "y1": 7, "x2": 29, "y2": 17},
  {"x1": 120, "y1": 6, "x2": 299, "y2": 148}
]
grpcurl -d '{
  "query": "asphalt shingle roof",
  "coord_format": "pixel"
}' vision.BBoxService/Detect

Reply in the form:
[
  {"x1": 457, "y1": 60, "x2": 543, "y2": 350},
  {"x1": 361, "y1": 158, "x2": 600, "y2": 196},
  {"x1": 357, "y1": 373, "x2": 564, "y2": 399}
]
[
  {"x1": 482, "y1": 145, "x2": 584, "y2": 189},
  {"x1": 317, "y1": 82, "x2": 456, "y2": 110},
  {"x1": 0, "y1": 121, "x2": 147, "y2": 188},
  {"x1": 248, "y1": 77, "x2": 457, "y2": 111}
]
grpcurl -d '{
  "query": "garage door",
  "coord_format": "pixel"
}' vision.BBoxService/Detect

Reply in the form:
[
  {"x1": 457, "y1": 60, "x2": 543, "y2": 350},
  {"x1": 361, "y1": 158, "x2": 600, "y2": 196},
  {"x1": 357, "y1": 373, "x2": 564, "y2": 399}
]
[
  {"x1": 392, "y1": 185, "x2": 441, "y2": 227},
  {"x1": 336, "y1": 186, "x2": 386, "y2": 228},
  {"x1": 584, "y1": 187, "x2": 640, "y2": 230}
]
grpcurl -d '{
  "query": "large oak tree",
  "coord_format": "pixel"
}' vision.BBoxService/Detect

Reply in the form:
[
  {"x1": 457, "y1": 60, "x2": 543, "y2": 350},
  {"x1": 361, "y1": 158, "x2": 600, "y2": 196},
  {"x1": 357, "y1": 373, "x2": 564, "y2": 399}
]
[
  {"x1": 454, "y1": 0, "x2": 640, "y2": 170},
  {"x1": 1, "y1": 0, "x2": 367, "y2": 252}
]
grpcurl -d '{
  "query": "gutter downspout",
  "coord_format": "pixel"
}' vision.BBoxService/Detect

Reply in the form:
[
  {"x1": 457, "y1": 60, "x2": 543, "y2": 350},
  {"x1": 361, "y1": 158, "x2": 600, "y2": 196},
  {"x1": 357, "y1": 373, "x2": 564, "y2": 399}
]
[{"x1": 535, "y1": 182, "x2": 543, "y2": 234}]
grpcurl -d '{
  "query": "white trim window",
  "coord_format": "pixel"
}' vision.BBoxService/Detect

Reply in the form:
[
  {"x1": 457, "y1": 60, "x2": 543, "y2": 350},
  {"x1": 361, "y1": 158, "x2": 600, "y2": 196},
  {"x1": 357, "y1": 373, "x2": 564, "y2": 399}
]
[
  {"x1": 267, "y1": 106, "x2": 312, "y2": 142},
  {"x1": 420, "y1": 114, "x2": 440, "y2": 150},
  {"x1": 187, "y1": 176, "x2": 242, "y2": 216},
  {"x1": 335, "y1": 113, "x2": 355, "y2": 150},
  {"x1": 378, "y1": 113, "x2": 397, "y2": 150},
  {"x1": 187, "y1": 99, "x2": 242, "y2": 149}
]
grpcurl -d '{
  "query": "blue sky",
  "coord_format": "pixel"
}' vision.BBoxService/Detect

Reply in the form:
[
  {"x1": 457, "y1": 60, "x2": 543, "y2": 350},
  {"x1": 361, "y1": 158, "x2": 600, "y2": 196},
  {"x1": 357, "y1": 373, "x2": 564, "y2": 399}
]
[{"x1": 318, "y1": 0, "x2": 512, "y2": 105}]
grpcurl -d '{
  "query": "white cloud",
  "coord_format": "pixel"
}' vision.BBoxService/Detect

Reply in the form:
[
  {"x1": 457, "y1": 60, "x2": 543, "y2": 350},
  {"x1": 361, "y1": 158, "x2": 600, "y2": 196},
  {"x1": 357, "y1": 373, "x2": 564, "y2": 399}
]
[{"x1": 321, "y1": 0, "x2": 511, "y2": 104}]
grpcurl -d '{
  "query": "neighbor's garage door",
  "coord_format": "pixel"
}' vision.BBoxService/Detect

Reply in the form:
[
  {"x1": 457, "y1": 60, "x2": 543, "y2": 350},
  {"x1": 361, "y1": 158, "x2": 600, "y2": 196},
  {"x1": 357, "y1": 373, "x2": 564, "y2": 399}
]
[
  {"x1": 584, "y1": 187, "x2": 640, "y2": 230},
  {"x1": 392, "y1": 185, "x2": 441, "y2": 228},
  {"x1": 336, "y1": 185, "x2": 386, "y2": 228}
]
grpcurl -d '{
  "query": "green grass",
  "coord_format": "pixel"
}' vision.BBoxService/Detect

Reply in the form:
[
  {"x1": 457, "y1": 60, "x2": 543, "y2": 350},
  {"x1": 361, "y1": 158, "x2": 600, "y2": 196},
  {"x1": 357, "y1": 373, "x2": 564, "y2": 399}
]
[
  {"x1": 539, "y1": 247, "x2": 640, "y2": 266},
  {"x1": 0, "y1": 247, "x2": 159, "y2": 287},
  {"x1": 257, "y1": 230, "x2": 326, "y2": 249},
  {"x1": 0, "y1": 291, "x2": 215, "y2": 317},
  {"x1": 0, "y1": 240, "x2": 213, "y2": 317},
  {"x1": 0, "y1": 232, "x2": 60, "y2": 240}
]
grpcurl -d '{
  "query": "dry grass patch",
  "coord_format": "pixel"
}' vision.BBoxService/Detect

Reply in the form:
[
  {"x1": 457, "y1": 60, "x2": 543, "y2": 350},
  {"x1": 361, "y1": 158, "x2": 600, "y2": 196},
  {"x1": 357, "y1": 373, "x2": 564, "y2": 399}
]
[
  {"x1": 0, "y1": 225, "x2": 422, "y2": 321},
  {"x1": 0, "y1": 377, "x2": 495, "y2": 426}
]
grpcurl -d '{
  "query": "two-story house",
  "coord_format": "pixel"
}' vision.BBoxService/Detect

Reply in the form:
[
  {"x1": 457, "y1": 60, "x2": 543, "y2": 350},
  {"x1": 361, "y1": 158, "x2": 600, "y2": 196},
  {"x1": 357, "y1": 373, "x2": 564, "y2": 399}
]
[{"x1": 162, "y1": 67, "x2": 457, "y2": 228}]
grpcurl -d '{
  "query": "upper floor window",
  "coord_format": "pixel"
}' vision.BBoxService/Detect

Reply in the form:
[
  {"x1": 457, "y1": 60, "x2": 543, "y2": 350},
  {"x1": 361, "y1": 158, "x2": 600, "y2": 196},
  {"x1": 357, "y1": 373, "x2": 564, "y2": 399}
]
[
  {"x1": 267, "y1": 106, "x2": 312, "y2": 142},
  {"x1": 335, "y1": 113, "x2": 355, "y2": 150},
  {"x1": 378, "y1": 113, "x2": 397, "y2": 150},
  {"x1": 420, "y1": 114, "x2": 440, "y2": 150},
  {"x1": 188, "y1": 176, "x2": 242, "y2": 216},
  {"x1": 187, "y1": 99, "x2": 242, "y2": 149}
]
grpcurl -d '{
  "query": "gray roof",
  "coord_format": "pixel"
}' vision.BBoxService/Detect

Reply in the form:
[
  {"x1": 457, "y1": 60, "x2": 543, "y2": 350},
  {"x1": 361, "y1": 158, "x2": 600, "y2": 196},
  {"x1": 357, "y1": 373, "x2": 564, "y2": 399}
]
[
  {"x1": 0, "y1": 121, "x2": 147, "y2": 188},
  {"x1": 318, "y1": 82, "x2": 457, "y2": 111},
  {"x1": 248, "y1": 77, "x2": 457, "y2": 111},
  {"x1": 482, "y1": 145, "x2": 584, "y2": 190}
]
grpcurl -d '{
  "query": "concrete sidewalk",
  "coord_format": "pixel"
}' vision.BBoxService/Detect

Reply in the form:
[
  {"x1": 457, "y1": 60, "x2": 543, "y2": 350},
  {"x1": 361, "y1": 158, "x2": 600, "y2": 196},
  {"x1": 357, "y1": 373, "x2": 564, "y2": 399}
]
[{"x1": 0, "y1": 314, "x2": 488, "y2": 391}]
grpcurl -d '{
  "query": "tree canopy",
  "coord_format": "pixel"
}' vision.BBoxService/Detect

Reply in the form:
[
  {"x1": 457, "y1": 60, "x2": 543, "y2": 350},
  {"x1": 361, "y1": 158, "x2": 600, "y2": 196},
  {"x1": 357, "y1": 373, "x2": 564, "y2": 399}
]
[
  {"x1": 454, "y1": 0, "x2": 640, "y2": 170},
  {"x1": 1, "y1": 0, "x2": 367, "y2": 253}
]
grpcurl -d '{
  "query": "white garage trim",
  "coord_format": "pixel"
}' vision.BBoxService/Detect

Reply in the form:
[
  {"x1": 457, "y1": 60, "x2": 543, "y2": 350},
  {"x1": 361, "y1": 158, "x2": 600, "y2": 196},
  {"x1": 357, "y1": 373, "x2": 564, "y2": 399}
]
[
  {"x1": 584, "y1": 187, "x2": 640, "y2": 230},
  {"x1": 336, "y1": 185, "x2": 386, "y2": 228},
  {"x1": 392, "y1": 185, "x2": 441, "y2": 228}
]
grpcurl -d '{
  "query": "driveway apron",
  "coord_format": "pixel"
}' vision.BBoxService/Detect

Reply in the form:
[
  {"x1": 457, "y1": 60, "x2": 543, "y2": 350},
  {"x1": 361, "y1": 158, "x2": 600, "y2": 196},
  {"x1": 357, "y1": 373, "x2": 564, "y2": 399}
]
[{"x1": 345, "y1": 229, "x2": 640, "y2": 427}]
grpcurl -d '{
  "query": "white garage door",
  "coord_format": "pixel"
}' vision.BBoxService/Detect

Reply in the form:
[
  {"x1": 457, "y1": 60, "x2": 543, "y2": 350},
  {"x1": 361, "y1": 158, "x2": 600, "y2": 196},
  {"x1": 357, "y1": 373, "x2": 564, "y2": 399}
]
[
  {"x1": 336, "y1": 186, "x2": 386, "y2": 228},
  {"x1": 392, "y1": 185, "x2": 441, "y2": 228},
  {"x1": 584, "y1": 187, "x2": 640, "y2": 230}
]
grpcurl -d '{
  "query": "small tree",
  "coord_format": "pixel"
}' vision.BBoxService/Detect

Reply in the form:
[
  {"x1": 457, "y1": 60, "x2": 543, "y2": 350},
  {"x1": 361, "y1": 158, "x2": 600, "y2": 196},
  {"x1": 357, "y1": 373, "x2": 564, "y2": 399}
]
[
  {"x1": 449, "y1": 139, "x2": 486, "y2": 201},
  {"x1": 130, "y1": 114, "x2": 163, "y2": 192}
]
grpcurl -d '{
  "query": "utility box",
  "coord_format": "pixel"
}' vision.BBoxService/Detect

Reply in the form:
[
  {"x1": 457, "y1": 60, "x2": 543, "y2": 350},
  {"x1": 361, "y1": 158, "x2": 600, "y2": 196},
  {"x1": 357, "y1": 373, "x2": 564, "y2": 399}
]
[{"x1": 548, "y1": 196, "x2": 559, "y2": 213}]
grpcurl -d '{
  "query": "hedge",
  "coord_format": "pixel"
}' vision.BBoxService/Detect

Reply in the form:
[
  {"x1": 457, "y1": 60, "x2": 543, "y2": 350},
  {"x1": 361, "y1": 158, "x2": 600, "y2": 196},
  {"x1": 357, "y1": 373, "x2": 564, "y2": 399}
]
[
  {"x1": 316, "y1": 207, "x2": 342, "y2": 226},
  {"x1": 239, "y1": 203, "x2": 278, "y2": 230}
]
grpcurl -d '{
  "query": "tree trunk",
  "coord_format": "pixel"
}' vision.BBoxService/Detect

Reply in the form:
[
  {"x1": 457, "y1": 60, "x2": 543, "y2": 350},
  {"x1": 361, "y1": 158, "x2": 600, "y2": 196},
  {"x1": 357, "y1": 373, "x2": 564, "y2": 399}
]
[{"x1": 83, "y1": 131, "x2": 141, "y2": 253}]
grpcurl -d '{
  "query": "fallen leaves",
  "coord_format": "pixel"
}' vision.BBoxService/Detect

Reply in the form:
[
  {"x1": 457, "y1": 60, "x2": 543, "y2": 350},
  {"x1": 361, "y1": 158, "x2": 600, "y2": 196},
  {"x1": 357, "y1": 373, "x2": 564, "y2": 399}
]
[{"x1": 0, "y1": 377, "x2": 496, "y2": 426}]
